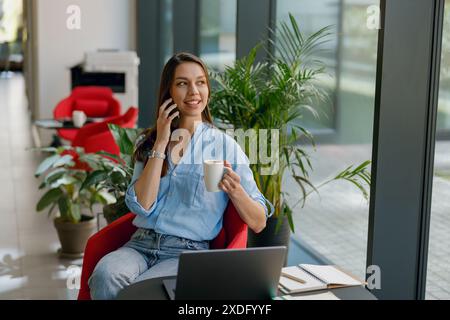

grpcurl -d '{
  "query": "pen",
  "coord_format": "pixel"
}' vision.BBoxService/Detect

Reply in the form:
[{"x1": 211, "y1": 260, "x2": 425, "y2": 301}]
[{"x1": 281, "y1": 272, "x2": 306, "y2": 284}]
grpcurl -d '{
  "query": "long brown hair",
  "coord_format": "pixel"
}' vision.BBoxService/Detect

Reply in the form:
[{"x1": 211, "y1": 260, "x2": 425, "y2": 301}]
[{"x1": 133, "y1": 52, "x2": 215, "y2": 177}]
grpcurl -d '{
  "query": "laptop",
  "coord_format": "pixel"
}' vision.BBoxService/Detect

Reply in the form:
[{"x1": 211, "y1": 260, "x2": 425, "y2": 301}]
[{"x1": 163, "y1": 246, "x2": 287, "y2": 300}]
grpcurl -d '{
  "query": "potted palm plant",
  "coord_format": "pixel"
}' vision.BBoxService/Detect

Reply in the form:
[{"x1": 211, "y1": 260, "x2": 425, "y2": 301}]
[
  {"x1": 208, "y1": 14, "x2": 371, "y2": 248},
  {"x1": 34, "y1": 146, "x2": 115, "y2": 258}
]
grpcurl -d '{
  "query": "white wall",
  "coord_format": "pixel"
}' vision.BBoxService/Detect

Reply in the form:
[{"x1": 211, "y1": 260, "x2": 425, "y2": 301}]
[{"x1": 33, "y1": 0, "x2": 136, "y2": 119}]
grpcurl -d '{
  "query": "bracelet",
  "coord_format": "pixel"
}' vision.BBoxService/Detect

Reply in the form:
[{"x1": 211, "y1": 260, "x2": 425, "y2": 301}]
[{"x1": 147, "y1": 149, "x2": 166, "y2": 160}]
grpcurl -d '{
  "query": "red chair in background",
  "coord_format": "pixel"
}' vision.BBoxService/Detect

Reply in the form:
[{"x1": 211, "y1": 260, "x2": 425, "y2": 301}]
[
  {"x1": 53, "y1": 86, "x2": 122, "y2": 142},
  {"x1": 72, "y1": 107, "x2": 138, "y2": 156},
  {"x1": 77, "y1": 202, "x2": 248, "y2": 300}
]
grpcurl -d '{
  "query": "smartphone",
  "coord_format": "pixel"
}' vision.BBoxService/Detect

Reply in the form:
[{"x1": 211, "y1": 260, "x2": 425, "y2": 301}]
[{"x1": 168, "y1": 100, "x2": 180, "y2": 126}]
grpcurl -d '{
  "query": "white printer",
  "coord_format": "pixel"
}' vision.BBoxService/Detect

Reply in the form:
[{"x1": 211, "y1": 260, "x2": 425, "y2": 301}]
[{"x1": 72, "y1": 50, "x2": 140, "y2": 111}]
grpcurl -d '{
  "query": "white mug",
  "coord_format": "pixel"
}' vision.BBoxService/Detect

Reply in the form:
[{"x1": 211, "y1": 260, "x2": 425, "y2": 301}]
[
  {"x1": 203, "y1": 160, "x2": 225, "y2": 192},
  {"x1": 72, "y1": 111, "x2": 87, "y2": 128}
]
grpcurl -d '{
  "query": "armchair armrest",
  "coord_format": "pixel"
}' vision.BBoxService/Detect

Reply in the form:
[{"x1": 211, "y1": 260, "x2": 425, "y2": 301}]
[
  {"x1": 225, "y1": 223, "x2": 248, "y2": 249},
  {"x1": 78, "y1": 212, "x2": 137, "y2": 300},
  {"x1": 53, "y1": 98, "x2": 74, "y2": 118},
  {"x1": 222, "y1": 202, "x2": 248, "y2": 249}
]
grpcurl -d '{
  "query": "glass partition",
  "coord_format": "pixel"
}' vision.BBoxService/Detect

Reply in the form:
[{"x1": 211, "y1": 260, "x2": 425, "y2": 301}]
[{"x1": 277, "y1": 0, "x2": 379, "y2": 281}]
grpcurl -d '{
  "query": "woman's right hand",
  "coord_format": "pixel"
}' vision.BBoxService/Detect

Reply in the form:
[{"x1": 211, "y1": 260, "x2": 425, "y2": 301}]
[{"x1": 155, "y1": 98, "x2": 179, "y2": 146}]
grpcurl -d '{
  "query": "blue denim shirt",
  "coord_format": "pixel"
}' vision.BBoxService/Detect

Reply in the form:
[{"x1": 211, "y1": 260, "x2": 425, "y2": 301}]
[{"x1": 125, "y1": 122, "x2": 274, "y2": 241}]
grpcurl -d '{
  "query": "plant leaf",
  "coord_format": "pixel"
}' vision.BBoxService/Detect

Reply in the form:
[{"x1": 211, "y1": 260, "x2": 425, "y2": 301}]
[
  {"x1": 69, "y1": 202, "x2": 81, "y2": 223},
  {"x1": 52, "y1": 154, "x2": 75, "y2": 168},
  {"x1": 97, "y1": 190, "x2": 117, "y2": 205},
  {"x1": 108, "y1": 124, "x2": 141, "y2": 156},
  {"x1": 36, "y1": 188, "x2": 63, "y2": 211},
  {"x1": 285, "y1": 204, "x2": 295, "y2": 233},
  {"x1": 110, "y1": 171, "x2": 127, "y2": 185},
  {"x1": 35, "y1": 154, "x2": 60, "y2": 177},
  {"x1": 43, "y1": 168, "x2": 67, "y2": 185},
  {"x1": 95, "y1": 151, "x2": 123, "y2": 163},
  {"x1": 80, "y1": 170, "x2": 108, "y2": 191},
  {"x1": 49, "y1": 175, "x2": 78, "y2": 189},
  {"x1": 58, "y1": 197, "x2": 70, "y2": 221}
]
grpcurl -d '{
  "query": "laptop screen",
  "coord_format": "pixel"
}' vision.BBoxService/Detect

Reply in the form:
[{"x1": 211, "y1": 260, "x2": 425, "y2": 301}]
[{"x1": 170, "y1": 246, "x2": 287, "y2": 300}]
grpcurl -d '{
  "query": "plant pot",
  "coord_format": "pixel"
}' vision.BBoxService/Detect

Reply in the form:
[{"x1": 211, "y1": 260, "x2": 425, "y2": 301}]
[
  {"x1": 53, "y1": 215, "x2": 97, "y2": 259},
  {"x1": 103, "y1": 198, "x2": 129, "y2": 225},
  {"x1": 247, "y1": 215, "x2": 291, "y2": 266}
]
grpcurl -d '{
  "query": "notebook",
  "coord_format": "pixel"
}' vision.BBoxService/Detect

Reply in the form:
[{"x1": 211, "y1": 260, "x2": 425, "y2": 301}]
[
  {"x1": 278, "y1": 264, "x2": 365, "y2": 294},
  {"x1": 275, "y1": 292, "x2": 340, "y2": 300}
]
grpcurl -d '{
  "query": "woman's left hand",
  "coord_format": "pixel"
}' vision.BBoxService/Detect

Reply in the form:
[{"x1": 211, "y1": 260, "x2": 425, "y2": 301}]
[{"x1": 219, "y1": 160, "x2": 243, "y2": 198}]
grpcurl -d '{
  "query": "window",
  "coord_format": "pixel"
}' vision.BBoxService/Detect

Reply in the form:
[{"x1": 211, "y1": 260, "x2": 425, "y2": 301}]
[
  {"x1": 199, "y1": 0, "x2": 237, "y2": 71},
  {"x1": 161, "y1": 0, "x2": 173, "y2": 64},
  {"x1": 426, "y1": 0, "x2": 450, "y2": 300},
  {"x1": 277, "y1": 0, "x2": 338, "y2": 133},
  {"x1": 277, "y1": 0, "x2": 379, "y2": 281}
]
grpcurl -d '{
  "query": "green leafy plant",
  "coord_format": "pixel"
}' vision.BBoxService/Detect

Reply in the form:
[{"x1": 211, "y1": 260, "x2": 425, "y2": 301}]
[
  {"x1": 209, "y1": 13, "x2": 371, "y2": 233},
  {"x1": 107, "y1": 123, "x2": 142, "y2": 168},
  {"x1": 34, "y1": 146, "x2": 115, "y2": 223},
  {"x1": 35, "y1": 124, "x2": 142, "y2": 225},
  {"x1": 80, "y1": 124, "x2": 142, "y2": 223}
]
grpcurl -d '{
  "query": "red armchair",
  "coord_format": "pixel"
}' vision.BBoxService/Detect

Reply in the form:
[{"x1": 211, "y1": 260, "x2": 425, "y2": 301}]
[
  {"x1": 53, "y1": 86, "x2": 122, "y2": 142},
  {"x1": 77, "y1": 202, "x2": 248, "y2": 300},
  {"x1": 72, "y1": 107, "x2": 138, "y2": 156}
]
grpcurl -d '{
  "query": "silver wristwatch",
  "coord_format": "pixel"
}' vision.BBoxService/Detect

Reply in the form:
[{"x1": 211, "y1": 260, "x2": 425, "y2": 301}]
[{"x1": 147, "y1": 149, "x2": 166, "y2": 160}]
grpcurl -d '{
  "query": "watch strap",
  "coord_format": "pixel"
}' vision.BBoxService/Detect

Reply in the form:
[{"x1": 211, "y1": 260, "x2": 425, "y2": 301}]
[{"x1": 147, "y1": 149, "x2": 166, "y2": 160}]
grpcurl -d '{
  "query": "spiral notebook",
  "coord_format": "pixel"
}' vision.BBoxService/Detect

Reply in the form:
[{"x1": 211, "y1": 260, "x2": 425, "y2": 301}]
[{"x1": 278, "y1": 264, "x2": 365, "y2": 294}]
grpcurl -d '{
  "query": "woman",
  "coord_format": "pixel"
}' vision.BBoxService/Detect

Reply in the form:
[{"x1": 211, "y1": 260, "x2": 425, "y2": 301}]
[{"x1": 88, "y1": 52, "x2": 274, "y2": 300}]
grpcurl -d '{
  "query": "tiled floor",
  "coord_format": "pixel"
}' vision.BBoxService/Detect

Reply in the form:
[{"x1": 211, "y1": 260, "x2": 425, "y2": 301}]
[{"x1": 0, "y1": 74, "x2": 80, "y2": 299}]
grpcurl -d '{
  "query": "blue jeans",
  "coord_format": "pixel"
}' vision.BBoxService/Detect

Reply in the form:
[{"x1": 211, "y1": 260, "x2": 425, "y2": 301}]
[{"x1": 88, "y1": 228, "x2": 210, "y2": 300}]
